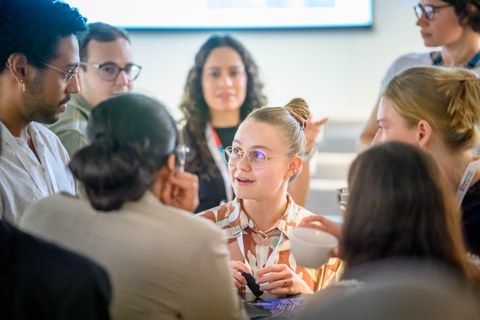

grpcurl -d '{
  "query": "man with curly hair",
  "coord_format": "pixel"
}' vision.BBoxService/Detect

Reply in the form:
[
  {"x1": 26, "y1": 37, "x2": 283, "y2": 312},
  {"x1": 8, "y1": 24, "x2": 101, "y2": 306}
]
[{"x1": 0, "y1": 0, "x2": 86, "y2": 223}]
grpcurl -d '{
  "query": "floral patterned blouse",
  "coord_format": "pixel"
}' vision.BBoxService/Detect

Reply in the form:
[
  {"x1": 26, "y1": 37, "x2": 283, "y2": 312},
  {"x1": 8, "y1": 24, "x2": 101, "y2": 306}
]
[{"x1": 198, "y1": 195, "x2": 342, "y2": 291}]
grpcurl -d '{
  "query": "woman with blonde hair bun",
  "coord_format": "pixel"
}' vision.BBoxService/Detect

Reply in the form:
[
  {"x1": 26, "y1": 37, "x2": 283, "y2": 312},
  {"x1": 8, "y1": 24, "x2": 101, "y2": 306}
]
[
  {"x1": 373, "y1": 66, "x2": 480, "y2": 256},
  {"x1": 199, "y1": 98, "x2": 342, "y2": 296}
]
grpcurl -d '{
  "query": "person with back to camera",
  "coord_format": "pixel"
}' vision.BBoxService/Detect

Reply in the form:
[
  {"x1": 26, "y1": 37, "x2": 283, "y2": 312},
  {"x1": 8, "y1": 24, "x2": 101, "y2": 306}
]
[
  {"x1": 20, "y1": 93, "x2": 248, "y2": 320},
  {"x1": 198, "y1": 98, "x2": 342, "y2": 296},
  {"x1": 49, "y1": 22, "x2": 142, "y2": 157},
  {"x1": 358, "y1": 0, "x2": 480, "y2": 150},
  {"x1": 180, "y1": 34, "x2": 326, "y2": 212},
  {"x1": 296, "y1": 143, "x2": 480, "y2": 320},
  {"x1": 0, "y1": 0, "x2": 85, "y2": 223}
]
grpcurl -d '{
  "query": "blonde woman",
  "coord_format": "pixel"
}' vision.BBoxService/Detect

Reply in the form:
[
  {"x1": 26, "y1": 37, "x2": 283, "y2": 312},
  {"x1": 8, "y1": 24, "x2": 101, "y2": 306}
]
[
  {"x1": 373, "y1": 66, "x2": 480, "y2": 256},
  {"x1": 199, "y1": 98, "x2": 341, "y2": 295}
]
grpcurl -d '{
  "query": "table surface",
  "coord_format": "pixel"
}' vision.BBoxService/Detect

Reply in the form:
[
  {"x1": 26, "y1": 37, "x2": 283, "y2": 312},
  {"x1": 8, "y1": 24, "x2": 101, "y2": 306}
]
[{"x1": 242, "y1": 292, "x2": 309, "y2": 319}]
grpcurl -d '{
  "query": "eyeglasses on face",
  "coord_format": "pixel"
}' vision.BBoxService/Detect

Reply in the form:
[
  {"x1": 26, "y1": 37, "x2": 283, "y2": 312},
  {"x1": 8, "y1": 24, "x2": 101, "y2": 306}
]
[
  {"x1": 81, "y1": 62, "x2": 142, "y2": 81},
  {"x1": 42, "y1": 62, "x2": 79, "y2": 83},
  {"x1": 413, "y1": 3, "x2": 452, "y2": 21},
  {"x1": 223, "y1": 146, "x2": 291, "y2": 169}
]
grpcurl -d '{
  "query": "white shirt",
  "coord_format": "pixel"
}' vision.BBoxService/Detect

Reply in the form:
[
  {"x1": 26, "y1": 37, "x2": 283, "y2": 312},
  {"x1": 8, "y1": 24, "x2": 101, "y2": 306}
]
[{"x1": 0, "y1": 122, "x2": 75, "y2": 224}]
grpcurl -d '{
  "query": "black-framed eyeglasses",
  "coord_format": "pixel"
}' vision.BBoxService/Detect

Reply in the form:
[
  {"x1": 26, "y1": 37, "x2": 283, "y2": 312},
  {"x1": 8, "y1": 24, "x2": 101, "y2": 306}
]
[
  {"x1": 414, "y1": 3, "x2": 452, "y2": 21},
  {"x1": 81, "y1": 62, "x2": 142, "y2": 81},
  {"x1": 42, "y1": 62, "x2": 79, "y2": 83},
  {"x1": 223, "y1": 146, "x2": 291, "y2": 169}
]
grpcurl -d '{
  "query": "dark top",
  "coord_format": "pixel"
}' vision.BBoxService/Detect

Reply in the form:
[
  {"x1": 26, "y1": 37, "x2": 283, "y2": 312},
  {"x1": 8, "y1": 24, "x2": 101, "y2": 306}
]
[
  {"x1": 196, "y1": 126, "x2": 238, "y2": 213},
  {"x1": 0, "y1": 221, "x2": 111, "y2": 320},
  {"x1": 461, "y1": 179, "x2": 480, "y2": 256}
]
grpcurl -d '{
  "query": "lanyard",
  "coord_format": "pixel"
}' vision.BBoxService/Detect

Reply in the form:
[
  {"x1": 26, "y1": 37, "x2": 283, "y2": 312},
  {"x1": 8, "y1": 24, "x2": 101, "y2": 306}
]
[
  {"x1": 205, "y1": 124, "x2": 233, "y2": 202},
  {"x1": 432, "y1": 51, "x2": 480, "y2": 69},
  {"x1": 234, "y1": 226, "x2": 285, "y2": 271},
  {"x1": 456, "y1": 159, "x2": 480, "y2": 204}
]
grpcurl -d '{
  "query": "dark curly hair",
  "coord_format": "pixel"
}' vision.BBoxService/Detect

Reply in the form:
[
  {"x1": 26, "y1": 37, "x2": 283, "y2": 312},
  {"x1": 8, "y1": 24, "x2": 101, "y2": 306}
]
[
  {"x1": 69, "y1": 93, "x2": 178, "y2": 211},
  {"x1": 443, "y1": 0, "x2": 480, "y2": 32},
  {"x1": 0, "y1": 0, "x2": 86, "y2": 72},
  {"x1": 179, "y1": 34, "x2": 267, "y2": 179}
]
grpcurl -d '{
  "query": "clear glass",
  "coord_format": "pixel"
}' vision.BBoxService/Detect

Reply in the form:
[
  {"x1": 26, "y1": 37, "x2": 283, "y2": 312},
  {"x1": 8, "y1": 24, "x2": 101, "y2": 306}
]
[
  {"x1": 174, "y1": 144, "x2": 190, "y2": 172},
  {"x1": 336, "y1": 187, "x2": 349, "y2": 213}
]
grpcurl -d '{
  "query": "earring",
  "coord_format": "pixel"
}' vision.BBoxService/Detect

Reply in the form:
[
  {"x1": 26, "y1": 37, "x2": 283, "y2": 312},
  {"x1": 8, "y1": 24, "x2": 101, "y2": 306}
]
[{"x1": 20, "y1": 80, "x2": 25, "y2": 93}]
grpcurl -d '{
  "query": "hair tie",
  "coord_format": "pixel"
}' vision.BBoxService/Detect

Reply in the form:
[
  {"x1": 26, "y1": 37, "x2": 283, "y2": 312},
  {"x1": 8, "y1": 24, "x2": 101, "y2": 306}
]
[{"x1": 285, "y1": 106, "x2": 307, "y2": 130}]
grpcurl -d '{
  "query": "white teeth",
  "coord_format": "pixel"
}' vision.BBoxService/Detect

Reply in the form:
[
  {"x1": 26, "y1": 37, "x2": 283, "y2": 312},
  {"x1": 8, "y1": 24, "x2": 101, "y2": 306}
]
[{"x1": 237, "y1": 177, "x2": 252, "y2": 182}]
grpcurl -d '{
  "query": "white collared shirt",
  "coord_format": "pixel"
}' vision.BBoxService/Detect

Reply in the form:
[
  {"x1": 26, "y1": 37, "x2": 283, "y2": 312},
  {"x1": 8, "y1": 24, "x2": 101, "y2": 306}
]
[{"x1": 0, "y1": 122, "x2": 75, "y2": 224}]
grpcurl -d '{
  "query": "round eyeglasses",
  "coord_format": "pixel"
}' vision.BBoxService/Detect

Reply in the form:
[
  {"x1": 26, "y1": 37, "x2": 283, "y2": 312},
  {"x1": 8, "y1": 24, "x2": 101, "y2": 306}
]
[
  {"x1": 42, "y1": 62, "x2": 79, "y2": 83},
  {"x1": 413, "y1": 3, "x2": 452, "y2": 21},
  {"x1": 223, "y1": 146, "x2": 291, "y2": 169},
  {"x1": 81, "y1": 62, "x2": 142, "y2": 81}
]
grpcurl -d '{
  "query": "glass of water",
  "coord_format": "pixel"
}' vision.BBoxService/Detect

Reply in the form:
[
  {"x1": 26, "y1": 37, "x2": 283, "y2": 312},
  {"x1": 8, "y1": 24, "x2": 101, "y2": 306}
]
[{"x1": 336, "y1": 187, "x2": 349, "y2": 213}]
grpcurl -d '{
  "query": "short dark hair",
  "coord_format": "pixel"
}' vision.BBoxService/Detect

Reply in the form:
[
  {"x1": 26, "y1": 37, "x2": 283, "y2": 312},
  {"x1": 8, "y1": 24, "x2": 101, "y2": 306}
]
[
  {"x1": 69, "y1": 93, "x2": 178, "y2": 212},
  {"x1": 0, "y1": 0, "x2": 86, "y2": 72},
  {"x1": 78, "y1": 22, "x2": 131, "y2": 62}
]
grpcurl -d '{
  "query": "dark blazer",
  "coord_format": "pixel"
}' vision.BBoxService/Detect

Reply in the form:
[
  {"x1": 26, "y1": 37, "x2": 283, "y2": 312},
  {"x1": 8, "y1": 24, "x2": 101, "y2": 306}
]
[{"x1": 0, "y1": 221, "x2": 111, "y2": 320}]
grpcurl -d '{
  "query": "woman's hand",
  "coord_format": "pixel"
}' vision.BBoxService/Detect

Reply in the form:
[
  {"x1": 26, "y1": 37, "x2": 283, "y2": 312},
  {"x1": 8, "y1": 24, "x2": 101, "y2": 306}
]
[
  {"x1": 299, "y1": 215, "x2": 342, "y2": 257},
  {"x1": 162, "y1": 171, "x2": 199, "y2": 212},
  {"x1": 256, "y1": 264, "x2": 313, "y2": 296},
  {"x1": 230, "y1": 260, "x2": 252, "y2": 292},
  {"x1": 304, "y1": 115, "x2": 328, "y2": 153}
]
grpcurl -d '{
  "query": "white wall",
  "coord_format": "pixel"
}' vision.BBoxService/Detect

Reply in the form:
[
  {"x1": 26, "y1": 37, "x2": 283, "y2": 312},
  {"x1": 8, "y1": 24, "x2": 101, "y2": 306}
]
[{"x1": 129, "y1": 0, "x2": 425, "y2": 122}]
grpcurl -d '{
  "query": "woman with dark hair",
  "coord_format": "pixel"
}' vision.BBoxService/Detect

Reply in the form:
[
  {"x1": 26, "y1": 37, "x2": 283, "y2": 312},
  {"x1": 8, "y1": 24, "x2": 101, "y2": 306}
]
[
  {"x1": 20, "y1": 93, "x2": 248, "y2": 320},
  {"x1": 343, "y1": 142, "x2": 474, "y2": 275},
  {"x1": 359, "y1": 0, "x2": 480, "y2": 149},
  {"x1": 180, "y1": 34, "x2": 325, "y2": 212},
  {"x1": 298, "y1": 142, "x2": 480, "y2": 314}
]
